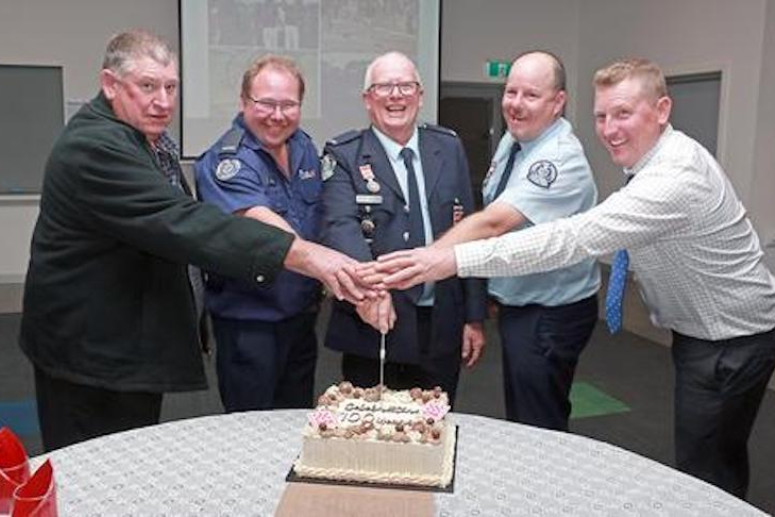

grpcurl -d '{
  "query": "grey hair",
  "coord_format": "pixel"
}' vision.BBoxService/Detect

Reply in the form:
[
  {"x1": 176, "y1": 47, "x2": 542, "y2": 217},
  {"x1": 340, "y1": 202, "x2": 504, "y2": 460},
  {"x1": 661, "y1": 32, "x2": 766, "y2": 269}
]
[
  {"x1": 362, "y1": 51, "x2": 422, "y2": 92},
  {"x1": 102, "y1": 29, "x2": 176, "y2": 76}
]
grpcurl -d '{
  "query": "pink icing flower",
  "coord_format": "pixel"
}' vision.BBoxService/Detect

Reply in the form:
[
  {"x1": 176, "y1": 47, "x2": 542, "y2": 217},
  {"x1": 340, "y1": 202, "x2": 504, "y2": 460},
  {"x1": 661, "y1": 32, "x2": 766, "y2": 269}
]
[
  {"x1": 422, "y1": 401, "x2": 449, "y2": 421},
  {"x1": 308, "y1": 408, "x2": 337, "y2": 428}
]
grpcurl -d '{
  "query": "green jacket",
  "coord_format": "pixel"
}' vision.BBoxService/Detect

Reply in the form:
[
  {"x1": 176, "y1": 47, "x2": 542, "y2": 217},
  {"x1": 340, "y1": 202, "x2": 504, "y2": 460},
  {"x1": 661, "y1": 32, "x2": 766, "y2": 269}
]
[{"x1": 20, "y1": 92, "x2": 294, "y2": 392}]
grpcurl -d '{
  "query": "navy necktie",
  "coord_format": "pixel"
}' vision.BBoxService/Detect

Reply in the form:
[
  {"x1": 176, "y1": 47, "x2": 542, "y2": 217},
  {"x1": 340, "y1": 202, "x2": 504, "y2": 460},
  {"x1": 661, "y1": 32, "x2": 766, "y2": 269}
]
[
  {"x1": 492, "y1": 142, "x2": 521, "y2": 200},
  {"x1": 400, "y1": 148, "x2": 426, "y2": 249}
]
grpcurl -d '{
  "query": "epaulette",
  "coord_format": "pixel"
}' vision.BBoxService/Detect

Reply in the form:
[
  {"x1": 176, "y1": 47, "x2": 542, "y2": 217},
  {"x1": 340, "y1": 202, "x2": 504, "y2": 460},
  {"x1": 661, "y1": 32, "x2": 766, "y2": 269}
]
[
  {"x1": 217, "y1": 126, "x2": 245, "y2": 158},
  {"x1": 298, "y1": 128, "x2": 313, "y2": 141},
  {"x1": 325, "y1": 129, "x2": 362, "y2": 147},
  {"x1": 420, "y1": 122, "x2": 458, "y2": 138}
]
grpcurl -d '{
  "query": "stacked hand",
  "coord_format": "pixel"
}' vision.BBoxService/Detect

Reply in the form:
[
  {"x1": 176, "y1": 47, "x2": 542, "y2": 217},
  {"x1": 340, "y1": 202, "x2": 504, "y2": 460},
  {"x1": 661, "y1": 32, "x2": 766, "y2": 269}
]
[
  {"x1": 290, "y1": 239, "x2": 480, "y2": 364},
  {"x1": 356, "y1": 245, "x2": 458, "y2": 290},
  {"x1": 355, "y1": 292, "x2": 396, "y2": 334},
  {"x1": 284, "y1": 238, "x2": 383, "y2": 305}
]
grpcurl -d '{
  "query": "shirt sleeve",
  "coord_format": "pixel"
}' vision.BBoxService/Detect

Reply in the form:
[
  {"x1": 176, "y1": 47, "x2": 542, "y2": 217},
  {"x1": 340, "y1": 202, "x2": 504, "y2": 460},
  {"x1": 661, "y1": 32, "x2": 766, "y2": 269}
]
[
  {"x1": 456, "y1": 159, "x2": 697, "y2": 278},
  {"x1": 195, "y1": 152, "x2": 270, "y2": 214},
  {"x1": 497, "y1": 137, "x2": 595, "y2": 225}
]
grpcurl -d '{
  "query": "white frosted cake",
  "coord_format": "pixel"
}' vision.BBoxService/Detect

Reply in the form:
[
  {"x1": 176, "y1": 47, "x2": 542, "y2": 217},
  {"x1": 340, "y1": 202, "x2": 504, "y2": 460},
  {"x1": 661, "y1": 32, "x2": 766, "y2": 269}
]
[{"x1": 293, "y1": 382, "x2": 456, "y2": 487}]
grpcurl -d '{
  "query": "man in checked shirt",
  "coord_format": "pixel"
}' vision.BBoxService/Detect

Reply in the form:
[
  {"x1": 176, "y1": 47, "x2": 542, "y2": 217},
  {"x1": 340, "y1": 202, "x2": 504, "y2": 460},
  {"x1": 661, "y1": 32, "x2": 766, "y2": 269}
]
[{"x1": 374, "y1": 58, "x2": 775, "y2": 500}]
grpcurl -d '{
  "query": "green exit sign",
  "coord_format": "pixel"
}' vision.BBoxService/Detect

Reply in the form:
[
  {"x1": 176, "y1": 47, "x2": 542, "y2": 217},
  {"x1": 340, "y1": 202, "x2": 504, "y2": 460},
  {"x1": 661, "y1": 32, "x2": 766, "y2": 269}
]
[{"x1": 485, "y1": 60, "x2": 511, "y2": 79}]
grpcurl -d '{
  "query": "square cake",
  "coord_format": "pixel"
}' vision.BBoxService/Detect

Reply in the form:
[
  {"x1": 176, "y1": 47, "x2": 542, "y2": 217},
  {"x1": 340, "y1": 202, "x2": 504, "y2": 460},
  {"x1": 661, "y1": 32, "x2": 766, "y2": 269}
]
[{"x1": 293, "y1": 382, "x2": 456, "y2": 487}]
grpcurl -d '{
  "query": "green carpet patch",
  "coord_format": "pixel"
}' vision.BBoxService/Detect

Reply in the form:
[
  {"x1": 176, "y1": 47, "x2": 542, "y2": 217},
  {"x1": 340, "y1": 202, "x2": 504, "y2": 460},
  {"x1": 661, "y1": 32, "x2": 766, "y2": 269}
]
[{"x1": 570, "y1": 382, "x2": 630, "y2": 419}]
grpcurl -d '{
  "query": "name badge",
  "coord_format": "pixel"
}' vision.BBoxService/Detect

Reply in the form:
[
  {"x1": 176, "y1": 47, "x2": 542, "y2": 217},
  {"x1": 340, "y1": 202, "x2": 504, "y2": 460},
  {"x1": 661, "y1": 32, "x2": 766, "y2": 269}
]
[{"x1": 355, "y1": 194, "x2": 383, "y2": 205}]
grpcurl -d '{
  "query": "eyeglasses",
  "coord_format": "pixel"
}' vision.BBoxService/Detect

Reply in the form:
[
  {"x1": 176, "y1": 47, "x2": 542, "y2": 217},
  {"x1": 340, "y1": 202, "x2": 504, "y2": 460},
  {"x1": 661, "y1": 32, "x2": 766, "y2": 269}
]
[
  {"x1": 247, "y1": 96, "x2": 301, "y2": 115},
  {"x1": 368, "y1": 81, "x2": 421, "y2": 97}
]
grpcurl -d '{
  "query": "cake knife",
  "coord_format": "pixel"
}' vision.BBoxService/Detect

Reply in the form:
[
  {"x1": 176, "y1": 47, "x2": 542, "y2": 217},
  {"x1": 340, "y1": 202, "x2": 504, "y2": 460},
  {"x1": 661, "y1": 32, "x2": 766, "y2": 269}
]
[{"x1": 379, "y1": 331, "x2": 386, "y2": 398}]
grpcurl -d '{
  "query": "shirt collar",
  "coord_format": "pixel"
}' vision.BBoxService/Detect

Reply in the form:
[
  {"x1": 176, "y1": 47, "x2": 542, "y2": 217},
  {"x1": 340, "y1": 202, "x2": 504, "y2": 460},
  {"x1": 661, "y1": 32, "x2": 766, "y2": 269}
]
[
  {"x1": 371, "y1": 125, "x2": 419, "y2": 162},
  {"x1": 516, "y1": 117, "x2": 566, "y2": 151},
  {"x1": 153, "y1": 131, "x2": 180, "y2": 157},
  {"x1": 624, "y1": 124, "x2": 674, "y2": 177}
]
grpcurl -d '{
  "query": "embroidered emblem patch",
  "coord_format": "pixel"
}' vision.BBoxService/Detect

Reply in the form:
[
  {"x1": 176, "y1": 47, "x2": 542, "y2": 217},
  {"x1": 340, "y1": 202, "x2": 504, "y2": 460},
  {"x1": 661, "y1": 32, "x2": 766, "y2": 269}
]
[
  {"x1": 298, "y1": 168, "x2": 317, "y2": 180},
  {"x1": 321, "y1": 154, "x2": 337, "y2": 181},
  {"x1": 215, "y1": 159, "x2": 241, "y2": 181},
  {"x1": 527, "y1": 160, "x2": 558, "y2": 188}
]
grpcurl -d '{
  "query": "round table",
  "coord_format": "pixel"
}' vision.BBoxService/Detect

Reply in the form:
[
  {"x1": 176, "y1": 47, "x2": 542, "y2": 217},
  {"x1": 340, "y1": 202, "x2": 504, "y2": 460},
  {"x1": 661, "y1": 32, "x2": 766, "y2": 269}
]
[{"x1": 36, "y1": 410, "x2": 765, "y2": 516}]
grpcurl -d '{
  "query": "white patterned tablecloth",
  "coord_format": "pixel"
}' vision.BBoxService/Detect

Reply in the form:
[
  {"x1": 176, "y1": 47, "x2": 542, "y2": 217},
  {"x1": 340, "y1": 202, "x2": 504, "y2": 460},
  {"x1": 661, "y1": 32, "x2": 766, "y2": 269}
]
[{"x1": 35, "y1": 410, "x2": 766, "y2": 516}]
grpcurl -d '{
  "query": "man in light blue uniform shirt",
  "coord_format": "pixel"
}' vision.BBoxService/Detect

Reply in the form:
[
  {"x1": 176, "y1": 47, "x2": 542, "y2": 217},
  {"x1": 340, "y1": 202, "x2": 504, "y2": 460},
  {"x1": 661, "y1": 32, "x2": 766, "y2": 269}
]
[{"x1": 425, "y1": 50, "x2": 599, "y2": 430}]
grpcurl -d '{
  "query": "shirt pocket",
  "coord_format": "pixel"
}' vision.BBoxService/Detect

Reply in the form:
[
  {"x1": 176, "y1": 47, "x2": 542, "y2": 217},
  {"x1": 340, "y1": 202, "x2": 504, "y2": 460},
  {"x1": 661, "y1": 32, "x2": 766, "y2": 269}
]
[
  {"x1": 267, "y1": 180, "x2": 289, "y2": 215},
  {"x1": 299, "y1": 176, "x2": 322, "y2": 204}
]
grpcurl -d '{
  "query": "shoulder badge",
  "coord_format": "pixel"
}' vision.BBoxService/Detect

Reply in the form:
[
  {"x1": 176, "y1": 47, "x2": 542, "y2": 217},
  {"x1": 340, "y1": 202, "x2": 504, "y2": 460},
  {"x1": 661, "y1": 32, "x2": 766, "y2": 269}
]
[
  {"x1": 321, "y1": 154, "x2": 337, "y2": 181},
  {"x1": 419, "y1": 123, "x2": 457, "y2": 138},
  {"x1": 326, "y1": 129, "x2": 362, "y2": 147},
  {"x1": 527, "y1": 160, "x2": 558, "y2": 188},
  {"x1": 215, "y1": 158, "x2": 241, "y2": 181},
  {"x1": 217, "y1": 126, "x2": 245, "y2": 157}
]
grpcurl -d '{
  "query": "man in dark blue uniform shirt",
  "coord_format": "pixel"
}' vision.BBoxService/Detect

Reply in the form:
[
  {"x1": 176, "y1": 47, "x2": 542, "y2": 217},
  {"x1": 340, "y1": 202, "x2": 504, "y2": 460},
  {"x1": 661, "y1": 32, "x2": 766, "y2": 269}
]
[
  {"x1": 195, "y1": 56, "x2": 322, "y2": 411},
  {"x1": 320, "y1": 52, "x2": 487, "y2": 404}
]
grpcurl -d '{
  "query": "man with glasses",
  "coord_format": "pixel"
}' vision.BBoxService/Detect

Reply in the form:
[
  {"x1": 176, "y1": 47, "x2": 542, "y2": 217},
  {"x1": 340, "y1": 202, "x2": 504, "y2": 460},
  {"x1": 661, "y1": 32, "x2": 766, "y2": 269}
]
[
  {"x1": 21, "y1": 31, "x2": 372, "y2": 451},
  {"x1": 319, "y1": 51, "x2": 486, "y2": 404},
  {"x1": 195, "y1": 55, "x2": 322, "y2": 412}
]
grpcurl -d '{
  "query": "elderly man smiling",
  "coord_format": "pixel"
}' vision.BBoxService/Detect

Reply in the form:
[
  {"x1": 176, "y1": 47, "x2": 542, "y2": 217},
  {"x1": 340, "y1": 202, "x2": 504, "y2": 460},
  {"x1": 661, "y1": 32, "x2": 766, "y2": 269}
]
[{"x1": 319, "y1": 51, "x2": 486, "y2": 405}]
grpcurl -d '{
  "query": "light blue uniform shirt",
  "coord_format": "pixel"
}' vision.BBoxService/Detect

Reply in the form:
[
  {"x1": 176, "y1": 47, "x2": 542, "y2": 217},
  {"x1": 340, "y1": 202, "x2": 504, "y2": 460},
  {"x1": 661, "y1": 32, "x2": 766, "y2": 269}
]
[{"x1": 482, "y1": 118, "x2": 600, "y2": 306}]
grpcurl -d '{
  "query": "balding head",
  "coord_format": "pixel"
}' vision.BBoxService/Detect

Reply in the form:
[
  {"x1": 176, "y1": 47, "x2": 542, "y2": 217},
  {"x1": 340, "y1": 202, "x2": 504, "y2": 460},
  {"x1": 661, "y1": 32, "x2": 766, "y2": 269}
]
[
  {"x1": 512, "y1": 50, "x2": 566, "y2": 92},
  {"x1": 502, "y1": 50, "x2": 567, "y2": 142}
]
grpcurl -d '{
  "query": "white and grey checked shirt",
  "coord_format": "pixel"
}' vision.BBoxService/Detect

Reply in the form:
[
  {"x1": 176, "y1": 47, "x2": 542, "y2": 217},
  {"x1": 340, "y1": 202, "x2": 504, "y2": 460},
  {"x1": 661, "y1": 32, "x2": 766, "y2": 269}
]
[{"x1": 456, "y1": 125, "x2": 775, "y2": 340}]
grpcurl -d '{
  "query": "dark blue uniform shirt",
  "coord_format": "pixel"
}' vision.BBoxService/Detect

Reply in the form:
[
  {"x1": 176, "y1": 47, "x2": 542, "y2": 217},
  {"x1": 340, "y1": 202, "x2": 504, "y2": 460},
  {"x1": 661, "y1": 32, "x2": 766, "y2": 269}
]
[{"x1": 195, "y1": 114, "x2": 322, "y2": 321}]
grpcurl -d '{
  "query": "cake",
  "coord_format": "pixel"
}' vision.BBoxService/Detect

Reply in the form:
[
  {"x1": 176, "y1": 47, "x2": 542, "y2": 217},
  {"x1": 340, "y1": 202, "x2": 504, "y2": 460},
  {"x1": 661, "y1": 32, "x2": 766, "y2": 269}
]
[{"x1": 292, "y1": 382, "x2": 456, "y2": 488}]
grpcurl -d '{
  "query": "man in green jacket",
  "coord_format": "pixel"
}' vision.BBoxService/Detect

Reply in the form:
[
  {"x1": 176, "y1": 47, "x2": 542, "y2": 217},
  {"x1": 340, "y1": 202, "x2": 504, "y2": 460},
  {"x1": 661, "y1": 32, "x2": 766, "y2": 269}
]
[{"x1": 20, "y1": 30, "x2": 371, "y2": 451}]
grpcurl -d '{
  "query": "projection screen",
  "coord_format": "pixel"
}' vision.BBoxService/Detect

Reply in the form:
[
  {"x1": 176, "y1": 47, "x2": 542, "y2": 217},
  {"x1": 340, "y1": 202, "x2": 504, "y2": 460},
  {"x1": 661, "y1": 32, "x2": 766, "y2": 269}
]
[{"x1": 180, "y1": 0, "x2": 441, "y2": 159}]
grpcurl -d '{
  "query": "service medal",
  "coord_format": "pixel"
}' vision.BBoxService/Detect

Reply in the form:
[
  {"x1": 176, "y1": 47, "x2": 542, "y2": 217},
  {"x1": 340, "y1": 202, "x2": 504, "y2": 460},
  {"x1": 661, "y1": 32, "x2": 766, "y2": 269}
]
[
  {"x1": 359, "y1": 163, "x2": 375, "y2": 181},
  {"x1": 360, "y1": 218, "x2": 376, "y2": 235},
  {"x1": 321, "y1": 154, "x2": 336, "y2": 181}
]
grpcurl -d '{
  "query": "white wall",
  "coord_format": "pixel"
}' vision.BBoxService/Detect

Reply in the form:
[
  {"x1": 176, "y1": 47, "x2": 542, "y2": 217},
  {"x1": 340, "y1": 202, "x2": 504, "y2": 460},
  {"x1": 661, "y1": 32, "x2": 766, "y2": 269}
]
[
  {"x1": 751, "y1": 0, "x2": 775, "y2": 265},
  {"x1": 576, "y1": 0, "x2": 768, "y2": 206},
  {"x1": 0, "y1": 0, "x2": 178, "y2": 283},
  {"x1": 441, "y1": 0, "x2": 581, "y2": 121}
]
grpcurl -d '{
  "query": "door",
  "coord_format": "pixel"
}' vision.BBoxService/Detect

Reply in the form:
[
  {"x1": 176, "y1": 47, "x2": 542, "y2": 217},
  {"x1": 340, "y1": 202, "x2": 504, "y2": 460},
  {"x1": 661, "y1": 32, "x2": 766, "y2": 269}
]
[{"x1": 439, "y1": 83, "x2": 504, "y2": 209}]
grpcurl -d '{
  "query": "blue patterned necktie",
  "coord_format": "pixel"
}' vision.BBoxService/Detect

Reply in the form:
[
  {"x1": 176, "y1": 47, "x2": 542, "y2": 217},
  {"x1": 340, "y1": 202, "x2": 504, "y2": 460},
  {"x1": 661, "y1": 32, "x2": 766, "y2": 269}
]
[{"x1": 605, "y1": 248, "x2": 629, "y2": 334}]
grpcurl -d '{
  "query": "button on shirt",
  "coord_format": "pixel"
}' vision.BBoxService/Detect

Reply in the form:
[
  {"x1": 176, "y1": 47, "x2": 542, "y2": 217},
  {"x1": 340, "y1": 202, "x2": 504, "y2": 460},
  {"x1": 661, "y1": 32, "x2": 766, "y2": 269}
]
[
  {"x1": 482, "y1": 118, "x2": 600, "y2": 306},
  {"x1": 456, "y1": 125, "x2": 775, "y2": 340},
  {"x1": 194, "y1": 116, "x2": 322, "y2": 321},
  {"x1": 372, "y1": 126, "x2": 435, "y2": 306}
]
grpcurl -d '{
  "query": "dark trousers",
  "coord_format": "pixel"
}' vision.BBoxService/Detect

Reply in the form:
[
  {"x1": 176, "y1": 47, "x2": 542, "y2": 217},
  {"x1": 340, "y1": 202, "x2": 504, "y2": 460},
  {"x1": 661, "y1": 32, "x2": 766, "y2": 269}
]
[
  {"x1": 212, "y1": 311, "x2": 318, "y2": 413},
  {"x1": 341, "y1": 307, "x2": 462, "y2": 404},
  {"x1": 34, "y1": 366, "x2": 162, "y2": 452},
  {"x1": 672, "y1": 328, "x2": 775, "y2": 499},
  {"x1": 498, "y1": 295, "x2": 598, "y2": 431}
]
